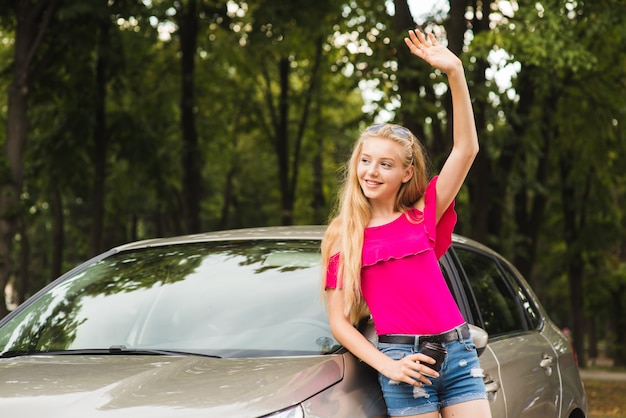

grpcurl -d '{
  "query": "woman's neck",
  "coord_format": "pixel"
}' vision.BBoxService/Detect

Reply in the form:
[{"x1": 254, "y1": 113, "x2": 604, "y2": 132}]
[{"x1": 368, "y1": 202, "x2": 401, "y2": 227}]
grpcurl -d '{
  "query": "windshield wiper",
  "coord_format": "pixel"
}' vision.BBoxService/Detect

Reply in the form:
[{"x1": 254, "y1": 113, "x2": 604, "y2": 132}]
[
  {"x1": 0, "y1": 347, "x2": 221, "y2": 359},
  {"x1": 107, "y1": 345, "x2": 221, "y2": 358},
  {"x1": 0, "y1": 350, "x2": 35, "y2": 358}
]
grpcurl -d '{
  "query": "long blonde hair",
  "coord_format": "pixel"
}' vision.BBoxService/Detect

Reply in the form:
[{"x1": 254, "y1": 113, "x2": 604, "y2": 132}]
[{"x1": 321, "y1": 124, "x2": 429, "y2": 324}]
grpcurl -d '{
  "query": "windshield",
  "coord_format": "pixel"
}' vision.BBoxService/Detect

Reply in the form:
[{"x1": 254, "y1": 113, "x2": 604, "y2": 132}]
[{"x1": 0, "y1": 240, "x2": 339, "y2": 357}]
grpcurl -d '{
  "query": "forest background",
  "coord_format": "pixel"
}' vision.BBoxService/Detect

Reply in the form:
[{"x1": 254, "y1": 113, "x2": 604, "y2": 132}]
[{"x1": 1, "y1": 0, "x2": 625, "y2": 368}]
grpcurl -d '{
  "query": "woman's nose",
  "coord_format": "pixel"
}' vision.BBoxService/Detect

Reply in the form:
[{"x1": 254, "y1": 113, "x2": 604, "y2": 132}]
[{"x1": 367, "y1": 164, "x2": 378, "y2": 176}]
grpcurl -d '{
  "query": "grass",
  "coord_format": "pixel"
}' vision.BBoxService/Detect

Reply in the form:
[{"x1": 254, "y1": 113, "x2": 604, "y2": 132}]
[{"x1": 584, "y1": 379, "x2": 626, "y2": 418}]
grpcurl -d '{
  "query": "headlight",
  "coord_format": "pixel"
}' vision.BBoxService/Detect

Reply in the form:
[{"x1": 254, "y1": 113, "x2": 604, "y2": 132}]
[{"x1": 262, "y1": 404, "x2": 304, "y2": 418}]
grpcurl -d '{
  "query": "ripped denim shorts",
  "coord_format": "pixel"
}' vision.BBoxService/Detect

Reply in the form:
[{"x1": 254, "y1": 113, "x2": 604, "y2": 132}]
[{"x1": 377, "y1": 336, "x2": 488, "y2": 416}]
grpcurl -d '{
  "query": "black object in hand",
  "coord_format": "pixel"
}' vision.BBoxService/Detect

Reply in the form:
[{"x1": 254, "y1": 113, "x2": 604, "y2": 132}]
[{"x1": 421, "y1": 342, "x2": 447, "y2": 373}]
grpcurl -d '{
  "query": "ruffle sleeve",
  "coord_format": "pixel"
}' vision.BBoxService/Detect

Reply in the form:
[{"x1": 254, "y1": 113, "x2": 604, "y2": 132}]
[
  {"x1": 361, "y1": 218, "x2": 431, "y2": 267},
  {"x1": 324, "y1": 253, "x2": 340, "y2": 289},
  {"x1": 424, "y1": 176, "x2": 457, "y2": 259},
  {"x1": 360, "y1": 176, "x2": 456, "y2": 267}
]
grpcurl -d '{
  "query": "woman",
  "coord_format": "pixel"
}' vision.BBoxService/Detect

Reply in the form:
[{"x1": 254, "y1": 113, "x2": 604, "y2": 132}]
[{"x1": 321, "y1": 30, "x2": 492, "y2": 418}]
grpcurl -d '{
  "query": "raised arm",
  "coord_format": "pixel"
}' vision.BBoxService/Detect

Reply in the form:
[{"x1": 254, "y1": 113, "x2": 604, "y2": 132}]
[{"x1": 404, "y1": 30, "x2": 479, "y2": 222}]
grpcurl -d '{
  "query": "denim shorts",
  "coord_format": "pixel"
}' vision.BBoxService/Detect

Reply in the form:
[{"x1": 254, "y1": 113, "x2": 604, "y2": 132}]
[{"x1": 377, "y1": 336, "x2": 488, "y2": 416}]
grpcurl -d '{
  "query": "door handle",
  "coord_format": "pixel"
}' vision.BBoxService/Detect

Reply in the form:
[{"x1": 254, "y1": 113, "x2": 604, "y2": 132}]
[
  {"x1": 540, "y1": 353, "x2": 553, "y2": 376},
  {"x1": 483, "y1": 374, "x2": 500, "y2": 401},
  {"x1": 484, "y1": 380, "x2": 500, "y2": 393}
]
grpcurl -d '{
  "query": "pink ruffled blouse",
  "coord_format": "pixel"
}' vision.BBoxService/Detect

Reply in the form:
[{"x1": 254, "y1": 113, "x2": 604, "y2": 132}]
[{"x1": 325, "y1": 176, "x2": 465, "y2": 336}]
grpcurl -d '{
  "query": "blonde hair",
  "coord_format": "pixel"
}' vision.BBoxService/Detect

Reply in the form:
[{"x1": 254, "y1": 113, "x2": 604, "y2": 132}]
[{"x1": 321, "y1": 124, "x2": 429, "y2": 324}]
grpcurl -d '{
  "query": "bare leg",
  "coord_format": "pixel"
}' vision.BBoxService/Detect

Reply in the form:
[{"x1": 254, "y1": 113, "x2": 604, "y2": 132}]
[
  {"x1": 441, "y1": 399, "x2": 492, "y2": 418},
  {"x1": 391, "y1": 412, "x2": 440, "y2": 418}
]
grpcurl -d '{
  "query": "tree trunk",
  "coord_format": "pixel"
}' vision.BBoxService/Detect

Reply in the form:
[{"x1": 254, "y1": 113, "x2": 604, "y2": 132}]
[
  {"x1": 460, "y1": 0, "x2": 492, "y2": 239},
  {"x1": 393, "y1": 0, "x2": 436, "y2": 152},
  {"x1": 512, "y1": 110, "x2": 551, "y2": 282},
  {"x1": 1, "y1": 0, "x2": 56, "y2": 316},
  {"x1": 51, "y1": 186, "x2": 64, "y2": 281},
  {"x1": 0, "y1": 82, "x2": 25, "y2": 316},
  {"x1": 289, "y1": 36, "x2": 323, "y2": 225},
  {"x1": 559, "y1": 157, "x2": 588, "y2": 367},
  {"x1": 312, "y1": 123, "x2": 326, "y2": 224},
  {"x1": 218, "y1": 167, "x2": 236, "y2": 230},
  {"x1": 442, "y1": 0, "x2": 466, "y2": 154},
  {"x1": 587, "y1": 316, "x2": 598, "y2": 364},
  {"x1": 17, "y1": 216, "x2": 29, "y2": 304},
  {"x1": 504, "y1": 67, "x2": 549, "y2": 281},
  {"x1": 611, "y1": 283, "x2": 626, "y2": 367},
  {"x1": 566, "y1": 253, "x2": 586, "y2": 367},
  {"x1": 91, "y1": 22, "x2": 108, "y2": 256},
  {"x1": 179, "y1": 0, "x2": 202, "y2": 234},
  {"x1": 276, "y1": 57, "x2": 292, "y2": 225}
]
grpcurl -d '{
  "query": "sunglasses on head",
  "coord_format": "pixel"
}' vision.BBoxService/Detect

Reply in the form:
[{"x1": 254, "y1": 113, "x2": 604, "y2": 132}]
[
  {"x1": 366, "y1": 124, "x2": 416, "y2": 166},
  {"x1": 366, "y1": 124, "x2": 413, "y2": 139}
]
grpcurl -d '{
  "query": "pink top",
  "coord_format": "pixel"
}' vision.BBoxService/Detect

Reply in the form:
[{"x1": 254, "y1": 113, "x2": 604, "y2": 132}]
[{"x1": 325, "y1": 176, "x2": 465, "y2": 335}]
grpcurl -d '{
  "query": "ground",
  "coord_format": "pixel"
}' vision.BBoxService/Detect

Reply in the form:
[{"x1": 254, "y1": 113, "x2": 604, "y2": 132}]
[
  {"x1": 585, "y1": 379, "x2": 626, "y2": 418},
  {"x1": 581, "y1": 361, "x2": 626, "y2": 418}
]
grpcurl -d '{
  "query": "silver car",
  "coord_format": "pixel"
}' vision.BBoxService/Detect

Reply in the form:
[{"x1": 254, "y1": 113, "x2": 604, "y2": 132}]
[{"x1": 0, "y1": 226, "x2": 587, "y2": 417}]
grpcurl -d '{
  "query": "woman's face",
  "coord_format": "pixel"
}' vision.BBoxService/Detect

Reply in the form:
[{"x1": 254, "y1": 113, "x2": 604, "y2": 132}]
[{"x1": 357, "y1": 137, "x2": 413, "y2": 204}]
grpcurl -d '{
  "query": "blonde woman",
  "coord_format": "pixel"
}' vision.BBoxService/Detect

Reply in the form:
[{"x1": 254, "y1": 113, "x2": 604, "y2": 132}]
[{"x1": 322, "y1": 30, "x2": 492, "y2": 418}]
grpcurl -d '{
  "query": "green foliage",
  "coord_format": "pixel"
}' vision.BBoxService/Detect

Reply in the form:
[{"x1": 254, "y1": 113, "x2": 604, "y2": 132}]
[
  {"x1": 467, "y1": 0, "x2": 626, "y2": 364},
  {"x1": 1, "y1": 0, "x2": 626, "y2": 365}
]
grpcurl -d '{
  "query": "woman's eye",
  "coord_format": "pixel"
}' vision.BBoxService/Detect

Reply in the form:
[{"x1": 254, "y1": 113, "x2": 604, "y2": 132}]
[
  {"x1": 381, "y1": 162, "x2": 392, "y2": 168},
  {"x1": 360, "y1": 158, "x2": 370, "y2": 164}
]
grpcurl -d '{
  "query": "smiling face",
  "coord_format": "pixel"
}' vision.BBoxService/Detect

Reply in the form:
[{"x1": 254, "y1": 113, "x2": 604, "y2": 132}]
[{"x1": 357, "y1": 136, "x2": 414, "y2": 205}]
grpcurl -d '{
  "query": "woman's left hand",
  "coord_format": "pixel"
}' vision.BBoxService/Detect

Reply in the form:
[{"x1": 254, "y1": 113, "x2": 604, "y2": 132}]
[{"x1": 404, "y1": 29, "x2": 462, "y2": 74}]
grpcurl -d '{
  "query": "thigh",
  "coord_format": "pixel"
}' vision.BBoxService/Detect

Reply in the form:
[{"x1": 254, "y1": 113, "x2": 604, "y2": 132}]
[
  {"x1": 393, "y1": 412, "x2": 440, "y2": 418},
  {"x1": 441, "y1": 399, "x2": 492, "y2": 418},
  {"x1": 438, "y1": 337, "x2": 488, "y2": 408}
]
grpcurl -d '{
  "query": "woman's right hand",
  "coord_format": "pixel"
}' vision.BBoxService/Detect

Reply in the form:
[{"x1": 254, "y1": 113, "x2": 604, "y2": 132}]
[
  {"x1": 326, "y1": 288, "x2": 439, "y2": 386},
  {"x1": 404, "y1": 29, "x2": 462, "y2": 75},
  {"x1": 380, "y1": 352, "x2": 439, "y2": 386}
]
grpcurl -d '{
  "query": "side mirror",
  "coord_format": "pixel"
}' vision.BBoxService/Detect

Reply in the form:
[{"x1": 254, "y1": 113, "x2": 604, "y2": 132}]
[{"x1": 468, "y1": 324, "x2": 488, "y2": 357}]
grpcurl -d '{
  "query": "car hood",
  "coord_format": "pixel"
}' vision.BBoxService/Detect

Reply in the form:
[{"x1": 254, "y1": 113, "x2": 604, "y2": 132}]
[{"x1": 0, "y1": 354, "x2": 344, "y2": 417}]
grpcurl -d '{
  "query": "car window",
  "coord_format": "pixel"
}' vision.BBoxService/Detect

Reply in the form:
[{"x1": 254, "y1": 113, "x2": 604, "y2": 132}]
[
  {"x1": 453, "y1": 246, "x2": 535, "y2": 337},
  {"x1": 440, "y1": 260, "x2": 474, "y2": 324},
  {"x1": 0, "y1": 240, "x2": 339, "y2": 358},
  {"x1": 499, "y1": 261, "x2": 541, "y2": 330}
]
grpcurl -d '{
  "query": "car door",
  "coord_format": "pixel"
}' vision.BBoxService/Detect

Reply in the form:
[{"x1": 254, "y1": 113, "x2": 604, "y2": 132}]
[
  {"x1": 450, "y1": 244, "x2": 561, "y2": 418},
  {"x1": 440, "y1": 256, "x2": 507, "y2": 417}
]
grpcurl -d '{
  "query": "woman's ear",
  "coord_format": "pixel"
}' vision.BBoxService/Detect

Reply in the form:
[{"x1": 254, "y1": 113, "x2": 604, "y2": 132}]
[{"x1": 403, "y1": 165, "x2": 414, "y2": 183}]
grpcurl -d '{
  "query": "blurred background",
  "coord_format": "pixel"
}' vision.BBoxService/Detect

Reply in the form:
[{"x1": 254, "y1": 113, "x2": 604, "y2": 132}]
[{"x1": 1, "y1": 0, "x2": 625, "y2": 370}]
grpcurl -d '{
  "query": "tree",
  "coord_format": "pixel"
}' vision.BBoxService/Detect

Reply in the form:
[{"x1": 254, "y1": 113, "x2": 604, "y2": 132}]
[
  {"x1": 465, "y1": 0, "x2": 626, "y2": 365},
  {"x1": 175, "y1": 0, "x2": 204, "y2": 234},
  {"x1": 1, "y1": 0, "x2": 59, "y2": 318},
  {"x1": 2, "y1": 0, "x2": 624, "y2": 370},
  {"x1": 240, "y1": 0, "x2": 336, "y2": 225}
]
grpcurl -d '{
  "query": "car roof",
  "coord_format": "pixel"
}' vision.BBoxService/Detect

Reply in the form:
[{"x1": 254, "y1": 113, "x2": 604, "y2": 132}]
[
  {"x1": 112, "y1": 225, "x2": 328, "y2": 251},
  {"x1": 112, "y1": 225, "x2": 497, "y2": 258}
]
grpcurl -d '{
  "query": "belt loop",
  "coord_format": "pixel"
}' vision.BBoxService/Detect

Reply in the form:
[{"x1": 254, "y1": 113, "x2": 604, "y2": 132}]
[{"x1": 455, "y1": 325, "x2": 463, "y2": 341}]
